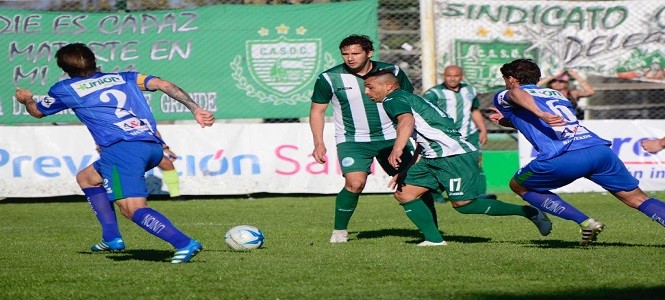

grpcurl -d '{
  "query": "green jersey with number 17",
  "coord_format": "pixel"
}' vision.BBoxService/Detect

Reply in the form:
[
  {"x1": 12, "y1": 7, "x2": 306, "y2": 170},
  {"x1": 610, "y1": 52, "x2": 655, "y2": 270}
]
[{"x1": 311, "y1": 61, "x2": 413, "y2": 144}]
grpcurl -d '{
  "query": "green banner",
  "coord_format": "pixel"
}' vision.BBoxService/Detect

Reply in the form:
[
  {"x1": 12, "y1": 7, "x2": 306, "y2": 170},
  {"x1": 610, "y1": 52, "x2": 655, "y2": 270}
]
[{"x1": 0, "y1": 1, "x2": 378, "y2": 124}]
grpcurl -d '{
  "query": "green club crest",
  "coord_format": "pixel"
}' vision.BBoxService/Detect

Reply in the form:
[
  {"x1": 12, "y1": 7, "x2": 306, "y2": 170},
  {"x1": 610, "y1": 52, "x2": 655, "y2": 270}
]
[
  {"x1": 245, "y1": 36, "x2": 321, "y2": 97},
  {"x1": 454, "y1": 39, "x2": 539, "y2": 92}
]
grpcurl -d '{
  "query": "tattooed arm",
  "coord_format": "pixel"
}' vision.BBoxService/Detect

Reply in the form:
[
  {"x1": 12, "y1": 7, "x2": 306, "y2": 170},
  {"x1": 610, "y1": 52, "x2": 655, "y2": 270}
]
[{"x1": 146, "y1": 77, "x2": 215, "y2": 127}]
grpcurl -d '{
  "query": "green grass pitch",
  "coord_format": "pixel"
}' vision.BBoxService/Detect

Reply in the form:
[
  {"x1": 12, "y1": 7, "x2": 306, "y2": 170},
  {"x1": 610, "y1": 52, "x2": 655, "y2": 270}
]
[{"x1": 1, "y1": 192, "x2": 664, "y2": 299}]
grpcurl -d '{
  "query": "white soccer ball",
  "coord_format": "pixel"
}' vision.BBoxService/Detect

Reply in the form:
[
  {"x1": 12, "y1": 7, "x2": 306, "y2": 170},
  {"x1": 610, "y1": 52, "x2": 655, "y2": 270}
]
[{"x1": 224, "y1": 225, "x2": 265, "y2": 251}]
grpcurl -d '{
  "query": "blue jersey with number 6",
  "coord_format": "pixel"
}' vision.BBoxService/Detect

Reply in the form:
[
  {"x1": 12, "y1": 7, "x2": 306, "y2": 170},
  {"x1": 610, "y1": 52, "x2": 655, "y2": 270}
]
[
  {"x1": 38, "y1": 72, "x2": 162, "y2": 147},
  {"x1": 493, "y1": 84, "x2": 610, "y2": 160}
]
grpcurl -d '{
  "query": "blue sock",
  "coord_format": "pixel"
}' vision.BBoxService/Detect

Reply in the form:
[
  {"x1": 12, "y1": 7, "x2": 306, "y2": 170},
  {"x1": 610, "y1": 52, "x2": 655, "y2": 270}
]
[
  {"x1": 83, "y1": 187, "x2": 121, "y2": 242},
  {"x1": 522, "y1": 191, "x2": 589, "y2": 224},
  {"x1": 638, "y1": 198, "x2": 665, "y2": 228},
  {"x1": 131, "y1": 207, "x2": 191, "y2": 248}
]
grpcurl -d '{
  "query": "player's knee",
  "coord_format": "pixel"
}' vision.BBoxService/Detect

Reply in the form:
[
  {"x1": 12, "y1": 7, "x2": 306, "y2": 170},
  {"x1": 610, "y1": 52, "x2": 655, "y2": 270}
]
[
  {"x1": 75, "y1": 172, "x2": 96, "y2": 188},
  {"x1": 393, "y1": 192, "x2": 410, "y2": 203},
  {"x1": 344, "y1": 182, "x2": 366, "y2": 193},
  {"x1": 509, "y1": 179, "x2": 527, "y2": 196}
]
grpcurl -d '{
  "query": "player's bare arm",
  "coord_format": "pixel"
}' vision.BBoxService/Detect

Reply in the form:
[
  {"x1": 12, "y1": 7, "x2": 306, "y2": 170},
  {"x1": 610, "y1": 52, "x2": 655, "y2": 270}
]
[
  {"x1": 487, "y1": 107, "x2": 515, "y2": 128},
  {"x1": 471, "y1": 109, "x2": 488, "y2": 145},
  {"x1": 15, "y1": 87, "x2": 45, "y2": 118},
  {"x1": 309, "y1": 102, "x2": 328, "y2": 164},
  {"x1": 508, "y1": 88, "x2": 566, "y2": 126},
  {"x1": 148, "y1": 78, "x2": 214, "y2": 127},
  {"x1": 389, "y1": 113, "x2": 415, "y2": 168}
]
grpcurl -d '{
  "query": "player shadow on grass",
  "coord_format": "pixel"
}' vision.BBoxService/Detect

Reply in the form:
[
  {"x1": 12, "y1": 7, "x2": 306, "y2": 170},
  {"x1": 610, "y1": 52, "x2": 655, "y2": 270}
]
[
  {"x1": 355, "y1": 228, "x2": 492, "y2": 244},
  {"x1": 513, "y1": 239, "x2": 665, "y2": 249},
  {"x1": 80, "y1": 249, "x2": 173, "y2": 262}
]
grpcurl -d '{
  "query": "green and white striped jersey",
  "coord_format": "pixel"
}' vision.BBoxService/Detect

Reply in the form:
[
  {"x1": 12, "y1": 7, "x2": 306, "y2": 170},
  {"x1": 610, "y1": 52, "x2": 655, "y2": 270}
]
[
  {"x1": 311, "y1": 61, "x2": 413, "y2": 144},
  {"x1": 422, "y1": 83, "x2": 479, "y2": 139},
  {"x1": 382, "y1": 89, "x2": 477, "y2": 159}
]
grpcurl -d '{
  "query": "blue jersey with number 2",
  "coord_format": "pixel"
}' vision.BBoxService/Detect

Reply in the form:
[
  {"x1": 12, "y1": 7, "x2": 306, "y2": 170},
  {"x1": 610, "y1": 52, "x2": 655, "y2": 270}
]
[
  {"x1": 38, "y1": 72, "x2": 162, "y2": 147},
  {"x1": 493, "y1": 84, "x2": 610, "y2": 160}
]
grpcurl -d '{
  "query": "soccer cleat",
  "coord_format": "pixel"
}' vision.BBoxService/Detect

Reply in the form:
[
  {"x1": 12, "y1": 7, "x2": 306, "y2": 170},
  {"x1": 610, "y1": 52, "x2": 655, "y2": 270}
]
[
  {"x1": 417, "y1": 240, "x2": 448, "y2": 246},
  {"x1": 579, "y1": 218, "x2": 605, "y2": 246},
  {"x1": 329, "y1": 229, "x2": 348, "y2": 243},
  {"x1": 529, "y1": 207, "x2": 553, "y2": 236},
  {"x1": 172, "y1": 239, "x2": 203, "y2": 264},
  {"x1": 91, "y1": 238, "x2": 125, "y2": 252}
]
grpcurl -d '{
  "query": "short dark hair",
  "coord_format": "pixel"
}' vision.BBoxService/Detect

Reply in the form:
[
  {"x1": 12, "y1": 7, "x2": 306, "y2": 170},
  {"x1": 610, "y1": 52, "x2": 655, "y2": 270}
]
[
  {"x1": 339, "y1": 34, "x2": 374, "y2": 53},
  {"x1": 362, "y1": 66, "x2": 395, "y2": 80},
  {"x1": 363, "y1": 68, "x2": 399, "y2": 87},
  {"x1": 500, "y1": 59, "x2": 541, "y2": 85},
  {"x1": 56, "y1": 43, "x2": 97, "y2": 78}
]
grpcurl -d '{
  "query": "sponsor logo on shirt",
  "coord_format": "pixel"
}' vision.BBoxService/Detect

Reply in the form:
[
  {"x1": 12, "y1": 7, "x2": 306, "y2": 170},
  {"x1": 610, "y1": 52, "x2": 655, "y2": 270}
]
[
  {"x1": 114, "y1": 117, "x2": 150, "y2": 134},
  {"x1": 40, "y1": 96, "x2": 56, "y2": 109},
  {"x1": 336, "y1": 86, "x2": 352, "y2": 91},
  {"x1": 72, "y1": 74, "x2": 126, "y2": 97}
]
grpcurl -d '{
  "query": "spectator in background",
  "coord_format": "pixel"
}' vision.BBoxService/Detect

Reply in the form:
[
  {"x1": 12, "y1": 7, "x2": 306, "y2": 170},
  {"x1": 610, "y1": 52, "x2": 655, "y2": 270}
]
[
  {"x1": 537, "y1": 69, "x2": 595, "y2": 120},
  {"x1": 422, "y1": 65, "x2": 496, "y2": 201},
  {"x1": 309, "y1": 34, "x2": 438, "y2": 244},
  {"x1": 15, "y1": 43, "x2": 214, "y2": 263},
  {"x1": 490, "y1": 59, "x2": 665, "y2": 245}
]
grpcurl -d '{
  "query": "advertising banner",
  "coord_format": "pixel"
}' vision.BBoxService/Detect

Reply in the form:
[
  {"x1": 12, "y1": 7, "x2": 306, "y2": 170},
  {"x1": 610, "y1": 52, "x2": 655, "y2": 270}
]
[
  {"x1": 434, "y1": 0, "x2": 665, "y2": 93},
  {"x1": 518, "y1": 120, "x2": 665, "y2": 193},
  {"x1": 0, "y1": 123, "x2": 394, "y2": 198},
  {"x1": 0, "y1": 0, "x2": 378, "y2": 124}
]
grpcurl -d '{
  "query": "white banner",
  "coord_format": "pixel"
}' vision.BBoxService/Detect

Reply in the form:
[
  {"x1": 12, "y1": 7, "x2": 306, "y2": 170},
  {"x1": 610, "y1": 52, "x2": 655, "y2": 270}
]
[
  {"x1": 518, "y1": 120, "x2": 665, "y2": 192},
  {"x1": 434, "y1": 0, "x2": 665, "y2": 93},
  {"x1": 0, "y1": 123, "x2": 394, "y2": 197}
]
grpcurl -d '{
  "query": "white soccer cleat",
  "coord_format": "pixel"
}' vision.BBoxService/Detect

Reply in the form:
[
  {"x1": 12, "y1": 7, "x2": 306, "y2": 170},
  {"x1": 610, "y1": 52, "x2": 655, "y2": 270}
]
[
  {"x1": 417, "y1": 240, "x2": 448, "y2": 246},
  {"x1": 329, "y1": 229, "x2": 348, "y2": 243},
  {"x1": 529, "y1": 207, "x2": 553, "y2": 236},
  {"x1": 580, "y1": 218, "x2": 605, "y2": 246}
]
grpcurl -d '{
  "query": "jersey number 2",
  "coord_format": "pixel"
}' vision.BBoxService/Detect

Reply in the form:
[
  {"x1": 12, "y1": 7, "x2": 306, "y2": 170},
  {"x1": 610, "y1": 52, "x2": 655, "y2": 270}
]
[{"x1": 99, "y1": 89, "x2": 130, "y2": 118}]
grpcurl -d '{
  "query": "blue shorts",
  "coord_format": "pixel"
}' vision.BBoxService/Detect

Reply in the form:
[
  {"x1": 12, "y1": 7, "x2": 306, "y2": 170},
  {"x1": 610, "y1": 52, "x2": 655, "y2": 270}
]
[
  {"x1": 93, "y1": 141, "x2": 163, "y2": 200},
  {"x1": 515, "y1": 145, "x2": 639, "y2": 193}
]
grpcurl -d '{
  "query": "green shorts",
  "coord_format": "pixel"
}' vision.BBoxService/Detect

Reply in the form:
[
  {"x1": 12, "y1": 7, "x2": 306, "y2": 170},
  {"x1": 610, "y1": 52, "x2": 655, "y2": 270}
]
[
  {"x1": 336, "y1": 140, "x2": 414, "y2": 176},
  {"x1": 403, "y1": 151, "x2": 483, "y2": 201}
]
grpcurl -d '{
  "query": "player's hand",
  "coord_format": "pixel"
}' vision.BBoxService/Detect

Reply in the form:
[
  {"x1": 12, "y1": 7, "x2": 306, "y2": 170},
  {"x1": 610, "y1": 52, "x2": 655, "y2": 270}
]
[
  {"x1": 487, "y1": 107, "x2": 503, "y2": 124},
  {"x1": 163, "y1": 148, "x2": 177, "y2": 161},
  {"x1": 641, "y1": 139, "x2": 665, "y2": 154},
  {"x1": 312, "y1": 144, "x2": 327, "y2": 164},
  {"x1": 388, "y1": 148, "x2": 403, "y2": 169},
  {"x1": 540, "y1": 112, "x2": 566, "y2": 126},
  {"x1": 194, "y1": 108, "x2": 215, "y2": 127},
  {"x1": 479, "y1": 131, "x2": 488, "y2": 145},
  {"x1": 388, "y1": 171, "x2": 406, "y2": 190},
  {"x1": 15, "y1": 87, "x2": 34, "y2": 104}
]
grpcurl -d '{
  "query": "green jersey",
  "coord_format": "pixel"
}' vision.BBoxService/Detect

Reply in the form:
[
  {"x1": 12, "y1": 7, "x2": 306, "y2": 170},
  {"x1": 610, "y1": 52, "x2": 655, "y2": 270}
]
[
  {"x1": 422, "y1": 83, "x2": 479, "y2": 139},
  {"x1": 382, "y1": 89, "x2": 476, "y2": 158},
  {"x1": 311, "y1": 61, "x2": 413, "y2": 144}
]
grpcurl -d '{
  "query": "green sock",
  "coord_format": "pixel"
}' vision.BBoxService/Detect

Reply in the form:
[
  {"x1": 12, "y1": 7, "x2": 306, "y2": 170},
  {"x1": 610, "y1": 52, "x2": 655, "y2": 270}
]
[
  {"x1": 479, "y1": 169, "x2": 487, "y2": 195},
  {"x1": 401, "y1": 199, "x2": 444, "y2": 243},
  {"x1": 334, "y1": 188, "x2": 360, "y2": 230},
  {"x1": 455, "y1": 198, "x2": 535, "y2": 217},
  {"x1": 420, "y1": 191, "x2": 438, "y2": 228},
  {"x1": 162, "y1": 169, "x2": 180, "y2": 197}
]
